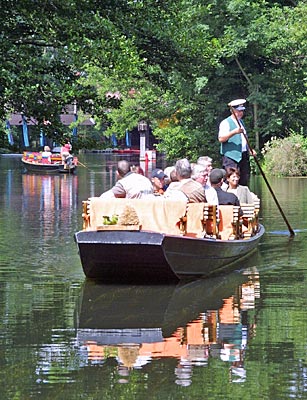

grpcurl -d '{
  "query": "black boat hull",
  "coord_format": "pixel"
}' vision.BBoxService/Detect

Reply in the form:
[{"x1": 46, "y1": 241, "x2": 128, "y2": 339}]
[
  {"x1": 21, "y1": 158, "x2": 76, "y2": 174},
  {"x1": 74, "y1": 225, "x2": 265, "y2": 282}
]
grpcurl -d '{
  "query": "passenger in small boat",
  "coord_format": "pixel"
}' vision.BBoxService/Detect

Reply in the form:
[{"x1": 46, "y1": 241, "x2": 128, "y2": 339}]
[
  {"x1": 164, "y1": 158, "x2": 206, "y2": 203},
  {"x1": 130, "y1": 164, "x2": 144, "y2": 175},
  {"x1": 224, "y1": 167, "x2": 255, "y2": 204},
  {"x1": 41, "y1": 146, "x2": 52, "y2": 163},
  {"x1": 210, "y1": 168, "x2": 240, "y2": 206},
  {"x1": 150, "y1": 168, "x2": 167, "y2": 196},
  {"x1": 191, "y1": 163, "x2": 218, "y2": 205},
  {"x1": 100, "y1": 160, "x2": 154, "y2": 199},
  {"x1": 197, "y1": 156, "x2": 214, "y2": 186},
  {"x1": 197, "y1": 156, "x2": 213, "y2": 174},
  {"x1": 170, "y1": 168, "x2": 178, "y2": 182},
  {"x1": 163, "y1": 166, "x2": 176, "y2": 188},
  {"x1": 163, "y1": 166, "x2": 178, "y2": 189}
]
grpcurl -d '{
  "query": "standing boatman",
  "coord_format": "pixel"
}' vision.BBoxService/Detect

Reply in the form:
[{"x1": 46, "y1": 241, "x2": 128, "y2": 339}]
[{"x1": 218, "y1": 99, "x2": 256, "y2": 186}]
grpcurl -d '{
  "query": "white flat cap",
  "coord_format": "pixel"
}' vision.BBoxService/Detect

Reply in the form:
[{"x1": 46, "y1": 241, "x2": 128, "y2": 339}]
[{"x1": 228, "y1": 99, "x2": 246, "y2": 110}]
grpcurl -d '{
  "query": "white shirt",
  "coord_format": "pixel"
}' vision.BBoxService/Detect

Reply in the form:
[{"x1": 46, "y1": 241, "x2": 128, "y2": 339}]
[
  {"x1": 219, "y1": 117, "x2": 248, "y2": 152},
  {"x1": 204, "y1": 185, "x2": 219, "y2": 205}
]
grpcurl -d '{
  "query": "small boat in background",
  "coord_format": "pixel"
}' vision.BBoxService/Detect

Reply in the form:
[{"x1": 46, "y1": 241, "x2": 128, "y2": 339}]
[
  {"x1": 21, "y1": 150, "x2": 78, "y2": 174},
  {"x1": 112, "y1": 148, "x2": 140, "y2": 154}
]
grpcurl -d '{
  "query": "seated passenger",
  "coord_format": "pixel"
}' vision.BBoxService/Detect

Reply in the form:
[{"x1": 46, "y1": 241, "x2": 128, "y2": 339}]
[
  {"x1": 163, "y1": 166, "x2": 176, "y2": 189},
  {"x1": 197, "y1": 156, "x2": 213, "y2": 174},
  {"x1": 210, "y1": 168, "x2": 240, "y2": 206},
  {"x1": 225, "y1": 167, "x2": 255, "y2": 204},
  {"x1": 100, "y1": 160, "x2": 154, "y2": 199},
  {"x1": 41, "y1": 146, "x2": 52, "y2": 163},
  {"x1": 170, "y1": 169, "x2": 178, "y2": 182},
  {"x1": 151, "y1": 168, "x2": 167, "y2": 196},
  {"x1": 130, "y1": 164, "x2": 144, "y2": 175},
  {"x1": 191, "y1": 163, "x2": 218, "y2": 205},
  {"x1": 164, "y1": 158, "x2": 206, "y2": 203}
]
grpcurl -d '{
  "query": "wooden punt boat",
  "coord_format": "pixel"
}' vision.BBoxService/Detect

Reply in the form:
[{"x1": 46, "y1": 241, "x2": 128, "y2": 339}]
[
  {"x1": 74, "y1": 197, "x2": 264, "y2": 282},
  {"x1": 21, "y1": 151, "x2": 77, "y2": 174}
]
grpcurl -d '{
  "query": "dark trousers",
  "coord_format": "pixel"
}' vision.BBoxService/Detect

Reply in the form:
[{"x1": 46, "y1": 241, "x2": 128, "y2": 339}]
[{"x1": 222, "y1": 152, "x2": 250, "y2": 186}]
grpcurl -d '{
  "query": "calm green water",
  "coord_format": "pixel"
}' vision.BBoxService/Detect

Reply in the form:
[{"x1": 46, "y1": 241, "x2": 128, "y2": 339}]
[{"x1": 0, "y1": 154, "x2": 306, "y2": 399}]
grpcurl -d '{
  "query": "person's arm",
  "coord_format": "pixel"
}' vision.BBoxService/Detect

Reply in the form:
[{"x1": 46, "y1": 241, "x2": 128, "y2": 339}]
[
  {"x1": 218, "y1": 119, "x2": 243, "y2": 143},
  {"x1": 100, "y1": 181, "x2": 126, "y2": 198},
  {"x1": 245, "y1": 187, "x2": 255, "y2": 204},
  {"x1": 100, "y1": 189, "x2": 115, "y2": 198},
  {"x1": 188, "y1": 187, "x2": 206, "y2": 203},
  {"x1": 249, "y1": 148, "x2": 257, "y2": 156},
  {"x1": 205, "y1": 187, "x2": 219, "y2": 205},
  {"x1": 110, "y1": 181, "x2": 126, "y2": 198}
]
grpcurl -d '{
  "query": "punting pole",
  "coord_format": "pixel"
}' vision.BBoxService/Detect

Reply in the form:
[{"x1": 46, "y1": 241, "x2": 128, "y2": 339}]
[
  {"x1": 231, "y1": 107, "x2": 295, "y2": 237},
  {"x1": 77, "y1": 161, "x2": 89, "y2": 169}
]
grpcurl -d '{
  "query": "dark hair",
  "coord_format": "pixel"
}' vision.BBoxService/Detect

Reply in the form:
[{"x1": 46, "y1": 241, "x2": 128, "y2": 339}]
[{"x1": 226, "y1": 167, "x2": 240, "y2": 179}]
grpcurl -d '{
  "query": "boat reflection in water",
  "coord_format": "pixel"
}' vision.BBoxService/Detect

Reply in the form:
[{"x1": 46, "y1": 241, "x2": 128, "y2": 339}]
[
  {"x1": 21, "y1": 173, "x2": 78, "y2": 237},
  {"x1": 76, "y1": 265, "x2": 260, "y2": 386}
]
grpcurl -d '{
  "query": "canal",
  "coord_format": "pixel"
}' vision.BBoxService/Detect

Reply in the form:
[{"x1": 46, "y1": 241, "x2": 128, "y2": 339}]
[{"x1": 0, "y1": 153, "x2": 306, "y2": 399}]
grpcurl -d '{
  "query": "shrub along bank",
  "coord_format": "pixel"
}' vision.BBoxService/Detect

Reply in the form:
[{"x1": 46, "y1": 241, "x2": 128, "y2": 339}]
[{"x1": 261, "y1": 132, "x2": 307, "y2": 177}]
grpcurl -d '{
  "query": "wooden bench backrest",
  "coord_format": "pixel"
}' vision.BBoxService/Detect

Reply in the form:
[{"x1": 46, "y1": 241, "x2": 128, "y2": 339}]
[
  {"x1": 85, "y1": 197, "x2": 188, "y2": 235},
  {"x1": 82, "y1": 198, "x2": 260, "y2": 240}
]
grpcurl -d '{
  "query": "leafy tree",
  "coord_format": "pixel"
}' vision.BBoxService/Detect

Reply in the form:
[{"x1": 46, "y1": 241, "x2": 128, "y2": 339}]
[{"x1": 2, "y1": 0, "x2": 307, "y2": 163}]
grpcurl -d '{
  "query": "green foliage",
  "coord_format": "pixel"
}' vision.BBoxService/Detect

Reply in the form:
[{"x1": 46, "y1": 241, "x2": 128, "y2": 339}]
[
  {"x1": 155, "y1": 125, "x2": 196, "y2": 161},
  {"x1": 3, "y1": 0, "x2": 307, "y2": 160},
  {"x1": 262, "y1": 132, "x2": 307, "y2": 176},
  {"x1": 154, "y1": 124, "x2": 220, "y2": 163}
]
